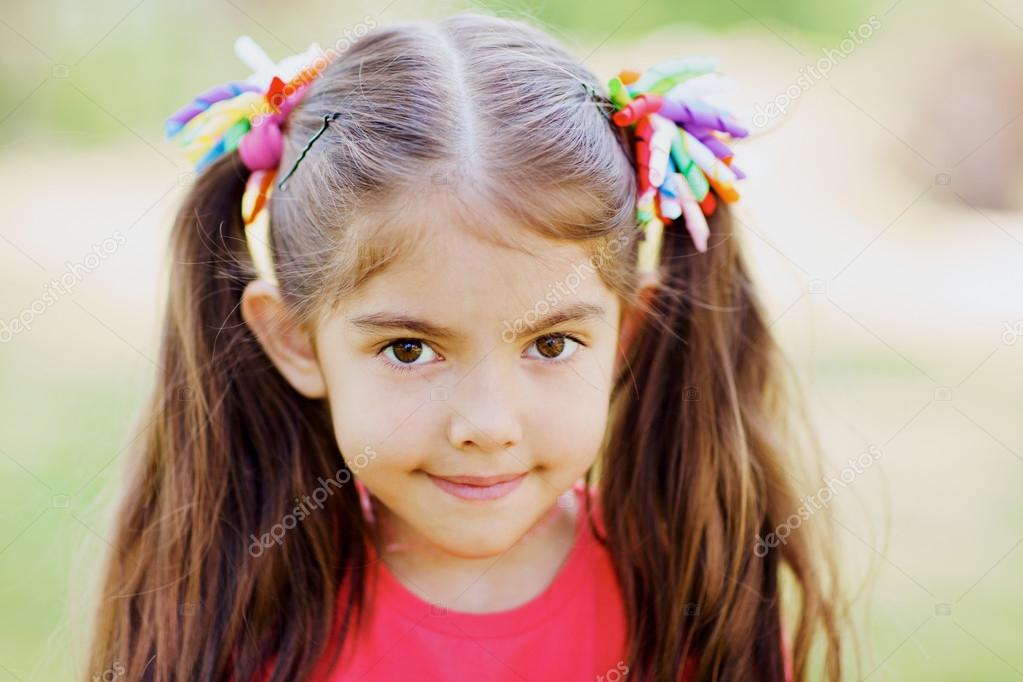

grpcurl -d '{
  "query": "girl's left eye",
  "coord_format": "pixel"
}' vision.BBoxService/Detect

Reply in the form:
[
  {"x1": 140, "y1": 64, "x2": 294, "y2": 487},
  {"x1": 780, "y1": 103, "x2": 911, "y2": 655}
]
[{"x1": 525, "y1": 333, "x2": 583, "y2": 364}]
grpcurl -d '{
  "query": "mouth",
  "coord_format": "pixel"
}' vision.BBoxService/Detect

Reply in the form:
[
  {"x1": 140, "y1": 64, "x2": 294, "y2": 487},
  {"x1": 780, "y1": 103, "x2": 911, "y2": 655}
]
[{"x1": 426, "y1": 472, "x2": 528, "y2": 501}]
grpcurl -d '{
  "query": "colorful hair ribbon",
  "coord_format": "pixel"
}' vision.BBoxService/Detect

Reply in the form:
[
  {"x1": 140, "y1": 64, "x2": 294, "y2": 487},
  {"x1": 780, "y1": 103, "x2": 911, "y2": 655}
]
[
  {"x1": 608, "y1": 57, "x2": 748, "y2": 273},
  {"x1": 165, "y1": 36, "x2": 336, "y2": 285}
]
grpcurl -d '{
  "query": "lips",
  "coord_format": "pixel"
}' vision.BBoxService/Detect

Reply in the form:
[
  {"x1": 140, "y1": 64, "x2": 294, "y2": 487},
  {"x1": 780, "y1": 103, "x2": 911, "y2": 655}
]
[
  {"x1": 435, "y1": 473, "x2": 525, "y2": 486},
  {"x1": 427, "y1": 472, "x2": 527, "y2": 501}
]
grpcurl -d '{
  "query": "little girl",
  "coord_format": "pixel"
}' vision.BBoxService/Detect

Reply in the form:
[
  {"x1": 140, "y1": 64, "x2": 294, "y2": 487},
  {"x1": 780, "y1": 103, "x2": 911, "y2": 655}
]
[{"x1": 86, "y1": 11, "x2": 844, "y2": 682}]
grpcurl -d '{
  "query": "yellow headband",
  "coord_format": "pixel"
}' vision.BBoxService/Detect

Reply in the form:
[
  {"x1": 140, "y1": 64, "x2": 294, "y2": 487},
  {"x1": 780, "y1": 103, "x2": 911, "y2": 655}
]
[{"x1": 240, "y1": 169, "x2": 279, "y2": 286}]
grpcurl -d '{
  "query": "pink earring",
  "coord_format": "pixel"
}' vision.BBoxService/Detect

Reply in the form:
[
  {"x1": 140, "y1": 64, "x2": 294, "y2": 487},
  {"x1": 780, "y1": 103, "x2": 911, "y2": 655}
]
[{"x1": 354, "y1": 478, "x2": 376, "y2": 525}]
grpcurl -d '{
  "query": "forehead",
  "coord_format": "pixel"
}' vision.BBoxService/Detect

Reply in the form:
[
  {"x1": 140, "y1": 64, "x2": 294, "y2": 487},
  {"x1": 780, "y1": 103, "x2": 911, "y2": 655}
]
[{"x1": 332, "y1": 189, "x2": 620, "y2": 328}]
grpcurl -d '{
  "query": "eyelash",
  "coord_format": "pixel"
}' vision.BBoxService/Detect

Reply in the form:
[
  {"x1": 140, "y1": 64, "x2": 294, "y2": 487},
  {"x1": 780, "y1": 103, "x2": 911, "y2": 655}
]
[{"x1": 376, "y1": 333, "x2": 587, "y2": 375}]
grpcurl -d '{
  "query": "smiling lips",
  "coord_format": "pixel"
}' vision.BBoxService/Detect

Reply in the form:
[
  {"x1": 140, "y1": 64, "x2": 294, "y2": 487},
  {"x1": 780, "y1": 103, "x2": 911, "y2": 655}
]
[{"x1": 427, "y1": 472, "x2": 527, "y2": 501}]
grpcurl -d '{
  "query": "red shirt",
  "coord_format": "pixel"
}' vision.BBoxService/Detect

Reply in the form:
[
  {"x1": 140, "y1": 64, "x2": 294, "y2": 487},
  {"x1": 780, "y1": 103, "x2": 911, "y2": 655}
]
[
  {"x1": 317, "y1": 482, "x2": 629, "y2": 681},
  {"x1": 249, "y1": 485, "x2": 790, "y2": 681}
]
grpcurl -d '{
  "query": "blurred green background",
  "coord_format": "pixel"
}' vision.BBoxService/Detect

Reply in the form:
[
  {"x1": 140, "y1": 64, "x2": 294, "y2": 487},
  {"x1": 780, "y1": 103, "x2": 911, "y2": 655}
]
[{"x1": 2, "y1": 0, "x2": 1022, "y2": 679}]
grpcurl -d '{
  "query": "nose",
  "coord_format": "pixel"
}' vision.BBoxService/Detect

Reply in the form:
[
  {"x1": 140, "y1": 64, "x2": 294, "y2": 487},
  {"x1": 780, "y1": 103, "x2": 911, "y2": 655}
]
[{"x1": 444, "y1": 357, "x2": 523, "y2": 454}]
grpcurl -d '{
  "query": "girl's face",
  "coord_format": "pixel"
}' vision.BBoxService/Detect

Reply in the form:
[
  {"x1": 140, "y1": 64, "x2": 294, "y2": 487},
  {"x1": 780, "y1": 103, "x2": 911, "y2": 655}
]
[{"x1": 311, "y1": 210, "x2": 624, "y2": 559}]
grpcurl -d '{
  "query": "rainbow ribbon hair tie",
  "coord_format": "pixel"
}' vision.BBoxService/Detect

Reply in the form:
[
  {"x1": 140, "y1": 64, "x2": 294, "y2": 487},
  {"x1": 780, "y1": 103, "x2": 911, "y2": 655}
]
[
  {"x1": 608, "y1": 57, "x2": 748, "y2": 273},
  {"x1": 165, "y1": 36, "x2": 335, "y2": 286}
]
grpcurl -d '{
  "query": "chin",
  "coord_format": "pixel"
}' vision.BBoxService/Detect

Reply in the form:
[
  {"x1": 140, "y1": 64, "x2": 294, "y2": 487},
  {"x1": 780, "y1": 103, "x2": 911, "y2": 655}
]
[{"x1": 431, "y1": 523, "x2": 521, "y2": 559}]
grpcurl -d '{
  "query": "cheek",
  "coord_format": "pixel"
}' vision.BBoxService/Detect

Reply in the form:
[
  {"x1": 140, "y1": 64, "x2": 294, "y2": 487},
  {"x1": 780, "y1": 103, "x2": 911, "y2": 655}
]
[
  {"x1": 322, "y1": 359, "x2": 435, "y2": 472},
  {"x1": 530, "y1": 377, "x2": 610, "y2": 473},
  {"x1": 525, "y1": 342, "x2": 617, "y2": 473}
]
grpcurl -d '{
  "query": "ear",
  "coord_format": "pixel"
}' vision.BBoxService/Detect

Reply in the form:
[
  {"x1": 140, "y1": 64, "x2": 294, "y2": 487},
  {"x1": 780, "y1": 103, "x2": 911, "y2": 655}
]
[
  {"x1": 240, "y1": 279, "x2": 327, "y2": 399},
  {"x1": 614, "y1": 279, "x2": 658, "y2": 376}
]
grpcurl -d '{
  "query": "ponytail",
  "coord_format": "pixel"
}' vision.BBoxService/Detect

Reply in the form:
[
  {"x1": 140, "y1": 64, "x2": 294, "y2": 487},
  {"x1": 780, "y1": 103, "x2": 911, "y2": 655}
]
[
  {"x1": 598, "y1": 205, "x2": 843, "y2": 681},
  {"x1": 85, "y1": 153, "x2": 372, "y2": 681}
]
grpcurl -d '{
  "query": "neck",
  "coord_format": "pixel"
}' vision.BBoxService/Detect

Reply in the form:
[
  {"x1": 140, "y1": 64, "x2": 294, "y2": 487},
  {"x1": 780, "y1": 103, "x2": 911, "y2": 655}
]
[{"x1": 372, "y1": 493, "x2": 579, "y2": 613}]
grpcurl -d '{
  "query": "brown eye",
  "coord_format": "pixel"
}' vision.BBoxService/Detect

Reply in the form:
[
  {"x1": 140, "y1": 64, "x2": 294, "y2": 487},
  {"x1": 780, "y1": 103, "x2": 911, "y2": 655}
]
[
  {"x1": 527, "y1": 333, "x2": 584, "y2": 364},
  {"x1": 380, "y1": 338, "x2": 440, "y2": 373},
  {"x1": 535, "y1": 334, "x2": 566, "y2": 359},
  {"x1": 390, "y1": 339, "x2": 423, "y2": 363}
]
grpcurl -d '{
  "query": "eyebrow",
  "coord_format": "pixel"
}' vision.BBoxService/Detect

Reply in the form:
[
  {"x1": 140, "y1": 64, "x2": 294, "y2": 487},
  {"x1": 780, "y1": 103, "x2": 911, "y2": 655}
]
[{"x1": 347, "y1": 302, "x2": 607, "y2": 340}]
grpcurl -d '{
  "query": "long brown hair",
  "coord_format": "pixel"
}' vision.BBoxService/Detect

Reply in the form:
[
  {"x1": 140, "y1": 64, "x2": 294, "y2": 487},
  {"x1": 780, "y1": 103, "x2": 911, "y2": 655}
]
[{"x1": 86, "y1": 11, "x2": 844, "y2": 681}]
